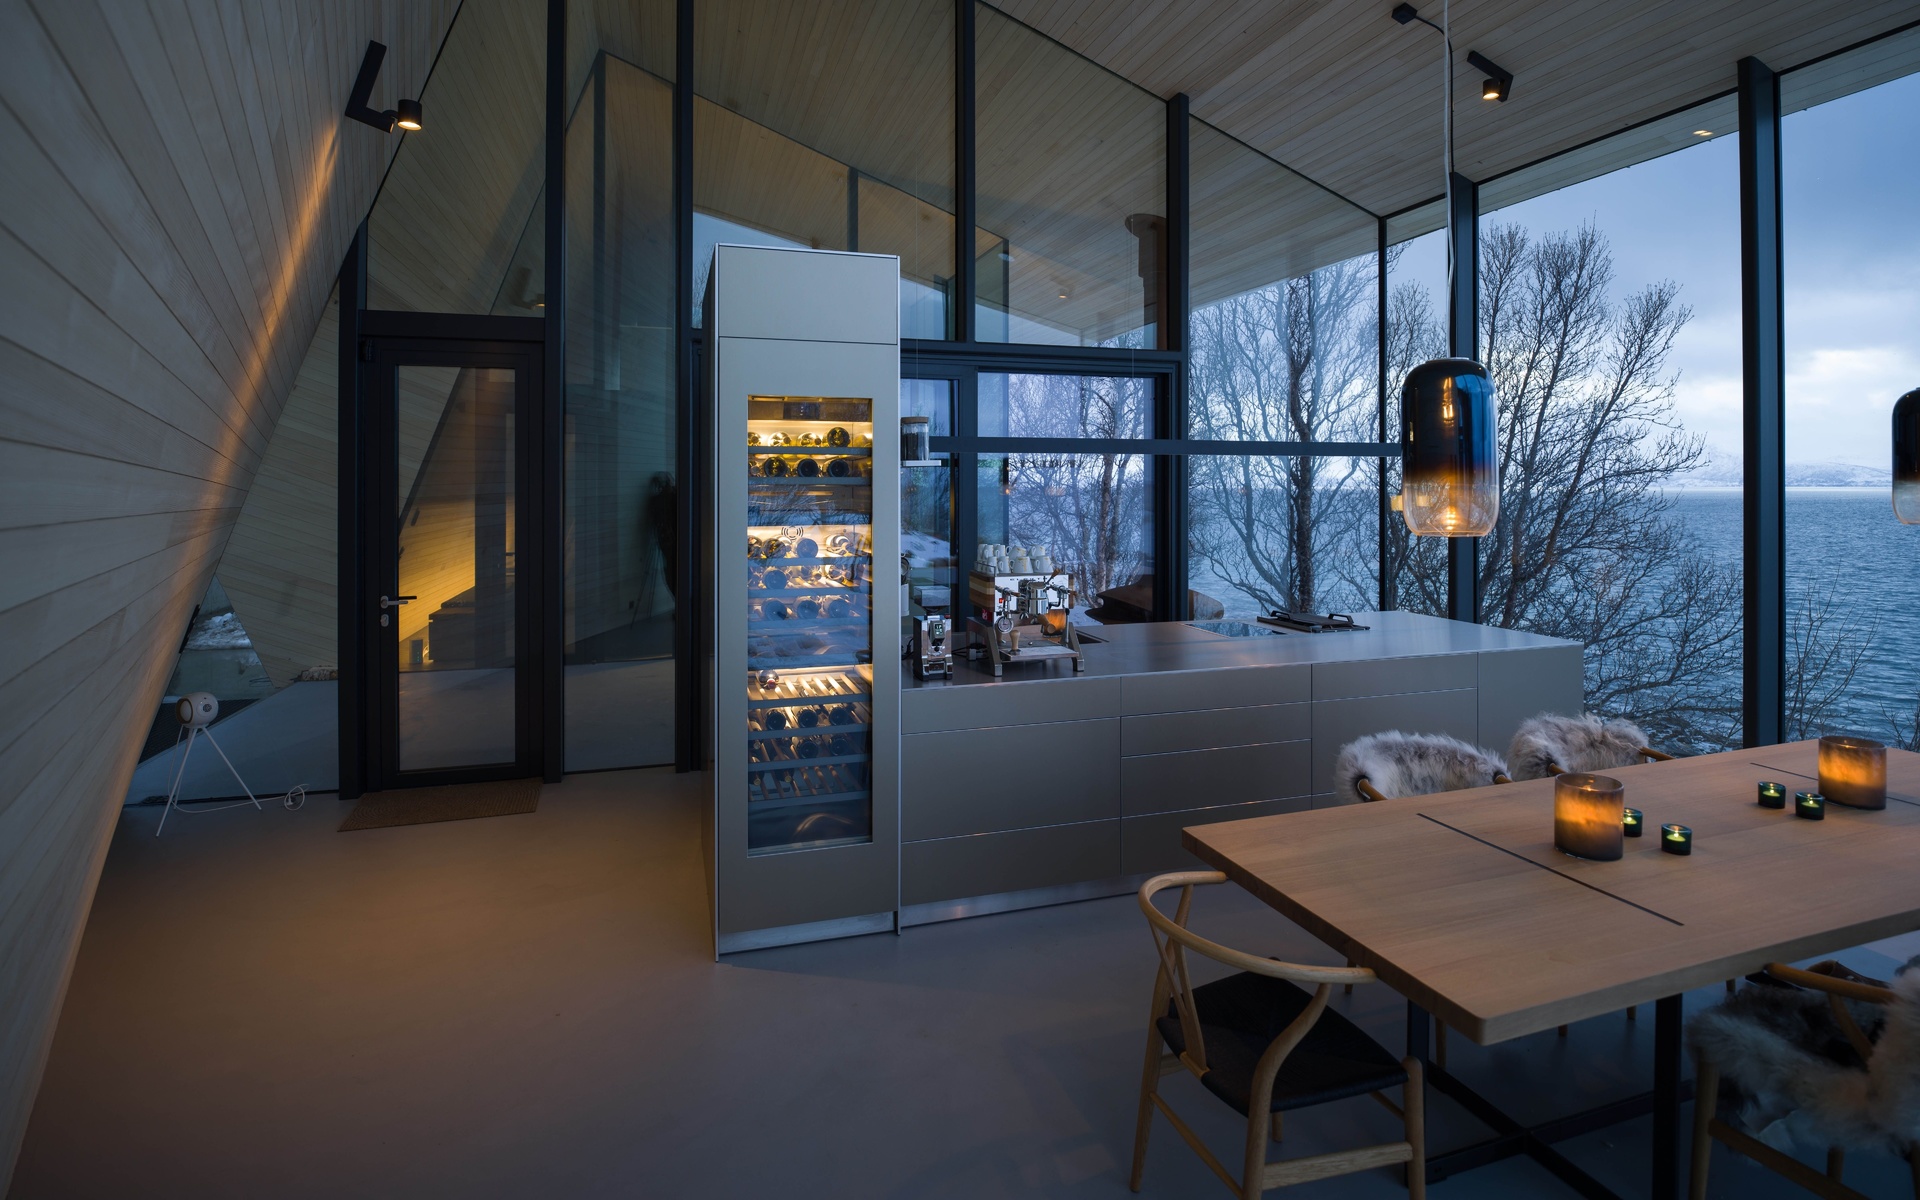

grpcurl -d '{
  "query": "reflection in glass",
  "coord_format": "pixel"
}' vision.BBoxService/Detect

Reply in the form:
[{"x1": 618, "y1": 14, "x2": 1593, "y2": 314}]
[
  {"x1": 692, "y1": 0, "x2": 954, "y2": 337},
  {"x1": 563, "y1": 30, "x2": 678, "y2": 771},
  {"x1": 396, "y1": 367, "x2": 518, "y2": 772},
  {"x1": 975, "y1": 3, "x2": 1163, "y2": 346},
  {"x1": 1897, "y1": 389, "x2": 1920, "y2": 524},
  {"x1": 901, "y1": 380, "x2": 954, "y2": 629}
]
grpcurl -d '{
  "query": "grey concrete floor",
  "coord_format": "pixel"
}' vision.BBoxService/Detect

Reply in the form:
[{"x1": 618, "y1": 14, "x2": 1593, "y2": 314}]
[{"x1": 12, "y1": 769, "x2": 1916, "y2": 1199}]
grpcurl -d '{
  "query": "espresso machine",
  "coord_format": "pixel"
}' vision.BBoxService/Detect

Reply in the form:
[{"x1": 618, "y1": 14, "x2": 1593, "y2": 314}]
[{"x1": 967, "y1": 572, "x2": 1083, "y2": 678}]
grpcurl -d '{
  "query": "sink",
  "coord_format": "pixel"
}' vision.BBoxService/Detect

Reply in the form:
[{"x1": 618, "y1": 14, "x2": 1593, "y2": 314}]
[{"x1": 1185, "y1": 619, "x2": 1284, "y2": 638}]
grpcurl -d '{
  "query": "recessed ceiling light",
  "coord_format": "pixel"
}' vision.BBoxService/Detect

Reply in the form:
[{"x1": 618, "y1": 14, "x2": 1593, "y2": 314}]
[{"x1": 1693, "y1": 129, "x2": 1713, "y2": 136}]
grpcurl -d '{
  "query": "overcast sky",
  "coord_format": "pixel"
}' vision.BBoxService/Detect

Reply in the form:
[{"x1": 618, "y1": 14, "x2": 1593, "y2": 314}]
[{"x1": 1397, "y1": 70, "x2": 1920, "y2": 470}]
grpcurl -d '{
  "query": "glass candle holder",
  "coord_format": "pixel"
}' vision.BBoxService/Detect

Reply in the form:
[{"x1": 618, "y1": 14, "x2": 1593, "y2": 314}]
[
  {"x1": 1622, "y1": 807, "x2": 1644, "y2": 837},
  {"x1": 1661, "y1": 824, "x2": 1693, "y2": 856},
  {"x1": 1818, "y1": 735, "x2": 1887, "y2": 810},
  {"x1": 1796, "y1": 791, "x2": 1826, "y2": 821},
  {"x1": 1757, "y1": 781, "x2": 1787, "y2": 809},
  {"x1": 1554, "y1": 773, "x2": 1625, "y2": 861}
]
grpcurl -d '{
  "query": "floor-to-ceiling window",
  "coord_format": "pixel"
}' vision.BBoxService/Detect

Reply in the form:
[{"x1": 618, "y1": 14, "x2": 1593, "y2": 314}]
[
  {"x1": 1185, "y1": 118, "x2": 1380, "y2": 619},
  {"x1": 1782, "y1": 66, "x2": 1920, "y2": 747},
  {"x1": 691, "y1": 0, "x2": 955, "y2": 339},
  {"x1": 974, "y1": 4, "x2": 1164, "y2": 348},
  {"x1": 1474, "y1": 106, "x2": 1743, "y2": 753}
]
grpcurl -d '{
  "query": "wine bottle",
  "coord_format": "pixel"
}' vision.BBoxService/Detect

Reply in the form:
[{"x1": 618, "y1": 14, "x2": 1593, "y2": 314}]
[
  {"x1": 761, "y1": 456, "x2": 789, "y2": 477},
  {"x1": 795, "y1": 457, "x2": 821, "y2": 478},
  {"x1": 826, "y1": 426, "x2": 851, "y2": 447},
  {"x1": 827, "y1": 704, "x2": 855, "y2": 726},
  {"x1": 796, "y1": 738, "x2": 821, "y2": 759},
  {"x1": 796, "y1": 706, "x2": 823, "y2": 728},
  {"x1": 762, "y1": 600, "x2": 790, "y2": 620},
  {"x1": 824, "y1": 597, "x2": 852, "y2": 619},
  {"x1": 794, "y1": 598, "x2": 820, "y2": 620},
  {"x1": 762, "y1": 708, "x2": 788, "y2": 731},
  {"x1": 826, "y1": 457, "x2": 853, "y2": 477}
]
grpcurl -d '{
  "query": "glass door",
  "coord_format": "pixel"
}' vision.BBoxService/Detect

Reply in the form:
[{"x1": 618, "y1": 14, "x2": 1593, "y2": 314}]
[{"x1": 365, "y1": 341, "x2": 541, "y2": 787}]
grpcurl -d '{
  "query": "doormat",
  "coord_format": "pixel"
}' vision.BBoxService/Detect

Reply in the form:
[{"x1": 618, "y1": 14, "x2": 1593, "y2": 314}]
[{"x1": 338, "y1": 778, "x2": 542, "y2": 831}]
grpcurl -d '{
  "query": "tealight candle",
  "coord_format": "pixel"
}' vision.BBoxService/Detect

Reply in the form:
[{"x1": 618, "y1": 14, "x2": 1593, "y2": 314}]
[
  {"x1": 1554, "y1": 773, "x2": 1625, "y2": 861},
  {"x1": 1795, "y1": 790, "x2": 1826, "y2": 821},
  {"x1": 1756, "y1": 781, "x2": 1787, "y2": 809},
  {"x1": 1818, "y1": 735, "x2": 1887, "y2": 810},
  {"x1": 1622, "y1": 807, "x2": 1644, "y2": 837},
  {"x1": 1661, "y1": 824, "x2": 1693, "y2": 856}
]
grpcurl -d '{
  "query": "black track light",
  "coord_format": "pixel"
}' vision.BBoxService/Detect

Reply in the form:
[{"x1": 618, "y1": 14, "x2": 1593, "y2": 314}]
[
  {"x1": 345, "y1": 41, "x2": 423, "y2": 134},
  {"x1": 1467, "y1": 50, "x2": 1513, "y2": 102}
]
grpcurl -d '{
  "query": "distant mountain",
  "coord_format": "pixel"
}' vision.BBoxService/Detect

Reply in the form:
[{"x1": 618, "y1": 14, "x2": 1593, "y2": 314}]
[{"x1": 1669, "y1": 445, "x2": 1889, "y2": 488}]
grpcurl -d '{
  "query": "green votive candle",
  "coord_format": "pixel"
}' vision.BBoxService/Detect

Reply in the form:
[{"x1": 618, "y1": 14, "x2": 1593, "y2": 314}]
[
  {"x1": 1795, "y1": 791, "x2": 1826, "y2": 821},
  {"x1": 1622, "y1": 807, "x2": 1644, "y2": 837},
  {"x1": 1661, "y1": 824, "x2": 1693, "y2": 855},
  {"x1": 1757, "y1": 781, "x2": 1786, "y2": 809}
]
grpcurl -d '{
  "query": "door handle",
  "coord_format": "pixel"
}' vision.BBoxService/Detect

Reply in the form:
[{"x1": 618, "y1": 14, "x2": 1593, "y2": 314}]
[{"x1": 380, "y1": 595, "x2": 416, "y2": 609}]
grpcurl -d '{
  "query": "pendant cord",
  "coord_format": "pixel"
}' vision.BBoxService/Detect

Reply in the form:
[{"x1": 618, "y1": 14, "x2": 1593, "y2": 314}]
[{"x1": 1443, "y1": 0, "x2": 1454, "y2": 326}]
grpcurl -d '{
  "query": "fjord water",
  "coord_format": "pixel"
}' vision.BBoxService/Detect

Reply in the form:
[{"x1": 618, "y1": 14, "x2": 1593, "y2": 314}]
[{"x1": 1673, "y1": 487, "x2": 1920, "y2": 741}]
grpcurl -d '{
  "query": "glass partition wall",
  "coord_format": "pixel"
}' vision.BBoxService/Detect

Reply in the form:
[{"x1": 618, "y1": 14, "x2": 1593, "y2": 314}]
[{"x1": 325, "y1": 0, "x2": 1920, "y2": 775}]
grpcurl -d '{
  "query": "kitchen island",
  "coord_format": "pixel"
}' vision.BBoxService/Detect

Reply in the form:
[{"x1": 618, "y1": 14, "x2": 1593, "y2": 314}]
[{"x1": 898, "y1": 611, "x2": 1581, "y2": 925}]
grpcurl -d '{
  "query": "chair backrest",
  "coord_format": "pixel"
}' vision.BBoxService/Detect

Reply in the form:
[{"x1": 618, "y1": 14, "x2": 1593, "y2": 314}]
[
  {"x1": 1508, "y1": 712, "x2": 1651, "y2": 780},
  {"x1": 1139, "y1": 872, "x2": 1376, "y2": 1077},
  {"x1": 1765, "y1": 962, "x2": 1897, "y2": 1066},
  {"x1": 1333, "y1": 731, "x2": 1508, "y2": 804}
]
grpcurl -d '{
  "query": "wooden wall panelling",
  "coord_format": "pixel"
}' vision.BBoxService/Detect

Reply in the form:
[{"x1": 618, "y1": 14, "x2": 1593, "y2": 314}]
[{"x1": 0, "y1": 0, "x2": 459, "y2": 1185}]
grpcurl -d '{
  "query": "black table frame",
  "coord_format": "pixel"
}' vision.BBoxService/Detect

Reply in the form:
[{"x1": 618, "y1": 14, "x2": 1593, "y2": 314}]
[{"x1": 1407, "y1": 995, "x2": 1689, "y2": 1199}]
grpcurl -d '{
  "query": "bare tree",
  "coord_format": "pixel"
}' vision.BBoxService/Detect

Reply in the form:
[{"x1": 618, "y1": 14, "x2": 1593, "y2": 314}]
[
  {"x1": 1187, "y1": 257, "x2": 1377, "y2": 613},
  {"x1": 1785, "y1": 581, "x2": 1876, "y2": 740},
  {"x1": 994, "y1": 373, "x2": 1152, "y2": 610}
]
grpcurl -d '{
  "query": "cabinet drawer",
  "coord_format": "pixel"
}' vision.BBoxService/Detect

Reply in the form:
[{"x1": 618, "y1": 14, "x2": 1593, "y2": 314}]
[
  {"x1": 1121, "y1": 740, "x2": 1311, "y2": 816},
  {"x1": 903, "y1": 718, "x2": 1119, "y2": 839},
  {"x1": 903, "y1": 675, "x2": 1120, "y2": 733},
  {"x1": 1121, "y1": 798, "x2": 1313, "y2": 876},
  {"x1": 1120, "y1": 664, "x2": 1308, "y2": 715},
  {"x1": 1311, "y1": 655, "x2": 1475, "y2": 702},
  {"x1": 1309, "y1": 689, "x2": 1479, "y2": 796},
  {"x1": 1122, "y1": 703, "x2": 1308, "y2": 757},
  {"x1": 903, "y1": 821, "x2": 1120, "y2": 906}
]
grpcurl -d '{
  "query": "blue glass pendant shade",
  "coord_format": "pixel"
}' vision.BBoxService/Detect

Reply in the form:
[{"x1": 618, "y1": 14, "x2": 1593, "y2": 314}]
[
  {"x1": 1400, "y1": 357, "x2": 1499, "y2": 537},
  {"x1": 1895, "y1": 388, "x2": 1920, "y2": 524}
]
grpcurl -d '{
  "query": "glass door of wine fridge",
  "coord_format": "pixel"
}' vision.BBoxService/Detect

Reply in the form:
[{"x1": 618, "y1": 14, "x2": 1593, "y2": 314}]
[{"x1": 744, "y1": 398, "x2": 876, "y2": 854}]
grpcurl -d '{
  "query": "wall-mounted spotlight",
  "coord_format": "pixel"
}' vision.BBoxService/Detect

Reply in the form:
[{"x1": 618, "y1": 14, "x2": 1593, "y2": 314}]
[
  {"x1": 345, "y1": 41, "x2": 423, "y2": 133},
  {"x1": 1467, "y1": 50, "x2": 1513, "y2": 102}
]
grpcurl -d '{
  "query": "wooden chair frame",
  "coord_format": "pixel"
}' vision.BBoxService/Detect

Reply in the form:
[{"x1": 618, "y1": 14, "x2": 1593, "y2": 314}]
[
  {"x1": 1689, "y1": 961, "x2": 1920, "y2": 1200},
  {"x1": 1131, "y1": 871, "x2": 1425, "y2": 1200}
]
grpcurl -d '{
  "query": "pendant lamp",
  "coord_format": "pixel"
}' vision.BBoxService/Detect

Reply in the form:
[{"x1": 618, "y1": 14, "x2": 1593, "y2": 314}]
[
  {"x1": 1895, "y1": 388, "x2": 1920, "y2": 524},
  {"x1": 1395, "y1": 1, "x2": 1500, "y2": 538},
  {"x1": 1401, "y1": 358, "x2": 1499, "y2": 535}
]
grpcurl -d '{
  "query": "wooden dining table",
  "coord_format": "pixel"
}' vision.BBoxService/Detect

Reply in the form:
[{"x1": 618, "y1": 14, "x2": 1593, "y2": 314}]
[{"x1": 1182, "y1": 740, "x2": 1920, "y2": 1200}]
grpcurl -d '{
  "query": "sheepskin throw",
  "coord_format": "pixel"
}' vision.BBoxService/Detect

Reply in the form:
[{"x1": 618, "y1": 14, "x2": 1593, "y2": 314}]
[
  {"x1": 1507, "y1": 712, "x2": 1650, "y2": 781},
  {"x1": 1688, "y1": 964, "x2": 1920, "y2": 1154},
  {"x1": 1333, "y1": 732, "x2": 1508, "y2": 804}
]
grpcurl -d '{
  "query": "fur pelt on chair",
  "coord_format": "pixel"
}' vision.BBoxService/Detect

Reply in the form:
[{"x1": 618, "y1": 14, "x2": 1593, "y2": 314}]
[
  {"x1": 1333, "y1": 732, "x2": 1508, "y2": 804},
  {"x1": 1506, "y1": 712, "x2": 1650, "y2": 781},
  {"x1": 1688, "y1": 962, "x2": 1920, "y2": 1154}
]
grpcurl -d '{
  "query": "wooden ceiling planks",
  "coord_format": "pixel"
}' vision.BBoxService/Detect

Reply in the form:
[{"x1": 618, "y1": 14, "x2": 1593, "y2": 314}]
[{"x1": 991, "y1": 0, "x2": 1920, "y2": 218}]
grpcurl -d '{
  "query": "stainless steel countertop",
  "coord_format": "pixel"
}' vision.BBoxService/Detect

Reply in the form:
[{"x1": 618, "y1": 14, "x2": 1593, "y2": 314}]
[{"x1": 902, "y1": 610, "x2": 1577, "y2": 691}]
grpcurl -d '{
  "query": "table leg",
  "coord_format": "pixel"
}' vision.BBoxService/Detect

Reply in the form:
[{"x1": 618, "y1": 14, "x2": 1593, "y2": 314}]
[
  {"x1": 1653, "y1": 994, "x2": 1683, "y2": 1200},
  {"x1": 1407, "y1": 999, "x2": 1431, "y2": 1061}
]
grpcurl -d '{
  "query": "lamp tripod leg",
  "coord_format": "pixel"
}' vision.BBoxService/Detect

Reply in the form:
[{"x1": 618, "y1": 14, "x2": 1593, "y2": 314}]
[
  {"x1": 157, "y1": 727, "x2": 197, "y2": 837},
  {"x1": 199, "y1": 727, "x2": 261, "y2": 809}
]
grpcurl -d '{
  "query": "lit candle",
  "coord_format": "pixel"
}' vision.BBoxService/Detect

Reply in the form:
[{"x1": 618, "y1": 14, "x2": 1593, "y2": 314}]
[
  {"x1": 1554, "y1": 773, "x2": 1625, "y2": 861},
  {"x1": 1796, "y1": 791, "x2": 1826, "y2": 821},
  {"x1": 1622, "y1": 807, "x2": 1644, "y2": 837},
  {"x1": 1818, "y1": 735, "x2": 1887, "y2": 810},
  {"x1": 1661, "y1": 824, "x2": 1693, "y2": 856},
  {"x1": 1757, "y1": 781, "x2": 1787, "y2": 809}
]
